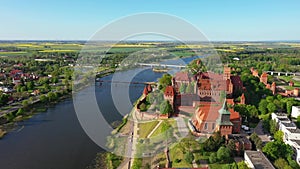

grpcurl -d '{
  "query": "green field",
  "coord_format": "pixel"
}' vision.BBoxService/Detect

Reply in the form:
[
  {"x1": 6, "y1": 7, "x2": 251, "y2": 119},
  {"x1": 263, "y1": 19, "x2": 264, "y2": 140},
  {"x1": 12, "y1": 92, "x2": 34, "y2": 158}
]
[{"x1": 138, "y1": 121, "x2": 159, "y2": 138}]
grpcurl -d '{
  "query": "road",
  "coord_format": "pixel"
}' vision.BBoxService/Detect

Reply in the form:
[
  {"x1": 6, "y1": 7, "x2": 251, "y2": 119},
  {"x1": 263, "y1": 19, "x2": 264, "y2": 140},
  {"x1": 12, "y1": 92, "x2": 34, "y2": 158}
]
[
  {"x1": 117, "y1": 108, "x2": 139, "y2": 169},
  {"x1": 254, "y1": 120, "x2": 271, "y2": 143}
]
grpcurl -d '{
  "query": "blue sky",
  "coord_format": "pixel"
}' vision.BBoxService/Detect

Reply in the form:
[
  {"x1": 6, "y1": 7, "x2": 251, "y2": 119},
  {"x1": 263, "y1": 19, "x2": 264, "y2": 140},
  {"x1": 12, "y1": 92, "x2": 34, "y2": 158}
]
[{"x1": 0, "y1": 0, "x2": 300, "y2": 41}]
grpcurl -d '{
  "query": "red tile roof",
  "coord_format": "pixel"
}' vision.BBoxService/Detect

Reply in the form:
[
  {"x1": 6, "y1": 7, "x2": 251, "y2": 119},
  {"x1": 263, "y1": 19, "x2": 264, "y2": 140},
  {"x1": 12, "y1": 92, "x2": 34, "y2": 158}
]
[{"x1": 227, "y1": 99, "x2": 235, "y2": 105}]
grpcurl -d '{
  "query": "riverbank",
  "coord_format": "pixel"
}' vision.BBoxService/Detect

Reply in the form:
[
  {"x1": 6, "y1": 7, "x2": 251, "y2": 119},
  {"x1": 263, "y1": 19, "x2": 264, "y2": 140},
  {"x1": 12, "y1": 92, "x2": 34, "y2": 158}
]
[{"x1": 0, "y1": 69, "x2": 115, "y2": 140}]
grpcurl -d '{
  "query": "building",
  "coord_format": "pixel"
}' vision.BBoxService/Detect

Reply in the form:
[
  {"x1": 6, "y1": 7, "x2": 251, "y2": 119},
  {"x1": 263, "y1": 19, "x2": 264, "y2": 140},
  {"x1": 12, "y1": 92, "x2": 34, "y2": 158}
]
[
  {"x1": 292, "y1": 106, "x2": 300, "y2": 118},
  {"x1": 260, "y1": 72, "x2": 268, "y2": 85},
  {"x1": 164, "y1": 86, "x2": 175, "y2": 110},
  {"x1": 173, "y1": 72, "x2": 190, "y2": 93},
  {"x1": 240, "y1": 93, "x2": 246, "y2": 104},
  {"x1": 244, "y1": 151, "x2": 275, "y2": 169},
  {"x1": 192, "y1": 101, "x2": 241, "y2": 136},
  {"x1": 290, "y1": 81, "x2": 295, "y2": 87},
  {"x1": 271, "y1": 113, "x2": 300, "y2": 165},
  {"x1": 228, "y1": 135, "x2": 252, "y2": 153}
]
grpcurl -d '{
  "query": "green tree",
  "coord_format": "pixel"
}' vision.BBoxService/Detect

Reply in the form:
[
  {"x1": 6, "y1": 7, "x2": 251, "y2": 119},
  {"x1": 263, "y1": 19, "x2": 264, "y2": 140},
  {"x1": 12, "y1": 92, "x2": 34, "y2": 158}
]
[
  {"x1": 184, "y1": 152, "x2": 194, "y2": 164},
  {"x1": 158, "y1": 74, "x2": 172, "y2": 91},
  {"x1": 274, "y1": 158, "x2": 289, "y2": 169},
  {"x1": 40, "y1": 95, "x2": 48, "y2": 103},
  {"x1": 209, "y1": 152, "x2": 218, "y2": 163},
  {"x1": 227, "y1": 139, "x2": 237, "y2": 155},
  {"x1": 26, "y1": 81, "x2": 34, "y2": 90},
  {"x1": 258, "y1": 99, "x2": 268, "y2": 114},
  {"x1": 186, "y1": 83, "x2": 194, "y2": 94},
  {"x1": 267, "y1": 102, "x2": 277, "y2": 113},
  {"x1": 47, "y1": 92, "x2": 58, "y2": 102},
  {"x1": 237, "y1": 161, "x2": 249, "y2": 169},
  {"x1": 263, "y1": 141, "x2": 293, "y2": 161},
  {"x1": 160, "y1": 100, "x2": 172, "y2": 115},
  {"x1": 16, "y1": 108, "x2": 24, "y2": 116},
  {"x1": 217, "y1": 147, "x2": 231, "y2": 163},
  {"x1": 22, "y1": 100, "x2": 29, "y2": 108},
  {"x1": 269, "y1": 119, "x2": 278, "y2": 135},
  {"x1": 274, "y1": 130, "x2": 284, "y2": 142},
  {"x1": 139, "y1": 103, "x2": 147, "y2": 111},
  {"x1": 179, "y1": 83, "x2": 186, "y2": 94}
]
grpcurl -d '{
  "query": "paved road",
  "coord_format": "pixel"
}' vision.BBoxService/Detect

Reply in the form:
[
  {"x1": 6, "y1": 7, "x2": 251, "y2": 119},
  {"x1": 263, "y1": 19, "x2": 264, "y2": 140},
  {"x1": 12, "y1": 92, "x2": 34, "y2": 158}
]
[
  {"x1": 254, "y1": 120, "x2": 271, "y2": 143},
  {"x1": 175, "y1": 117, "x2": 189, "y2": 138}
]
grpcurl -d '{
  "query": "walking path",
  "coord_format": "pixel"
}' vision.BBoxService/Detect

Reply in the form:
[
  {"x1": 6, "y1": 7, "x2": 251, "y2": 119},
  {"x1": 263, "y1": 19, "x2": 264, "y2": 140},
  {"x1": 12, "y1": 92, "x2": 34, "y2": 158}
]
[{"x1": 147, "y1": 120, "x2": 162, "y2": 138}]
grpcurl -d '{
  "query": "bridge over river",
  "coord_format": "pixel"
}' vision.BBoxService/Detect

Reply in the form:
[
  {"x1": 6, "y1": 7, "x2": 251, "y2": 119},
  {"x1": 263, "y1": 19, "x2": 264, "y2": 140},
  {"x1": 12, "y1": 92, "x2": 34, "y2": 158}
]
[
  {"x1": 265, "y1": 71, "x2": 300, "y2": 76},
  {"x1": 135, "y1": 63, "x2": 186, "y2": 69}
]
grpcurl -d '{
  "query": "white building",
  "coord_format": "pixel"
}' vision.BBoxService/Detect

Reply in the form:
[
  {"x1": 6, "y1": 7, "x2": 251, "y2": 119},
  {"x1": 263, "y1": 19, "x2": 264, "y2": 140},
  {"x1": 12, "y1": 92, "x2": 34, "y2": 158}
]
[
  {"x1": 244, "y1": 151, "x2": 275, "y2": 169},
  {"x1": 272, "y1": 113, "x2": 300, "y2": 165},
  {"x1": 292, "y1": 106, "x2": 300, "y2": 118}
]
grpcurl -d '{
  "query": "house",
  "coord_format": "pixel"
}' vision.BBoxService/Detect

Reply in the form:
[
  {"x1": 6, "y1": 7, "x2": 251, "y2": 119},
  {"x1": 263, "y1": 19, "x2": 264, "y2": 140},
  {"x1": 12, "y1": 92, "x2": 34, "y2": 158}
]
[
  {"x1": 12, "y1": 77, "x2": 21, "y2": 85},
  {"x1": 244, "y1": 151, "x2": 275, "y2": 169},
  {"x1": 292, "y1": 106, "x2": 300, "y2": 118}
]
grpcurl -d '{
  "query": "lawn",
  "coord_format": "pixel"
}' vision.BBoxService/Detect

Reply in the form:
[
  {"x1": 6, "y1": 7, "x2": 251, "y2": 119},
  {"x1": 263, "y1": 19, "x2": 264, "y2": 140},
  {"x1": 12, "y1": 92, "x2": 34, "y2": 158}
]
[
  {"x1": 138, "y1": 121, "x2": 159, "y2": 138},
  {"x1": 150, "y1": 119, "x2": 176, "y2": 138}
]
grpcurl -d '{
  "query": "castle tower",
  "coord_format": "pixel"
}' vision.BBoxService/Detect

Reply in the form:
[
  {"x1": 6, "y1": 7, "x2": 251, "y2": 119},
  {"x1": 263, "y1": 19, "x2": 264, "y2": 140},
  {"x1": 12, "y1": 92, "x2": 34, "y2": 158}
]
[
  {"x1": 240, "y1": 93, "x2": 246, "y2": 104},
  {"x1": 260, "y1": 72, "x2": 268, "y2": 85},
  {"x1": 224, "y1": 66, "x2": 231, "y2": 80},
  {"x1": 216, "y1": 101, "x2": 233, "y2": 136},
  {"x1": 271, "y1": 82, "x2": 276, "y2": 95},
  {"x1": 294, "y1": 88, "x2": 299, "y2": 97}
]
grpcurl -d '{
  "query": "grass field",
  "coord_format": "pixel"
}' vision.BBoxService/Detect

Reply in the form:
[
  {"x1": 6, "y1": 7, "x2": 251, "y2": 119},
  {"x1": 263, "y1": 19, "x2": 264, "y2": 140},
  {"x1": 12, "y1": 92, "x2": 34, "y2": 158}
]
[
  {"x1": 138, "y1": 121, "x2": 159, "y2": 138},
  {"x1": 150, "y1": 119, "x2": 176, "y2": 138}
]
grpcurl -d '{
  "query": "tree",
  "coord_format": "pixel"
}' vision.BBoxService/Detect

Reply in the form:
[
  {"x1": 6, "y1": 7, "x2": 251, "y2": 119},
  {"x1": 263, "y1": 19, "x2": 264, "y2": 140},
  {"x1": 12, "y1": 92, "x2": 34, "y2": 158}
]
[
  {"x1": 209, "y1": 152, "x2": 218, "y2": 163},
  {"x1": 274, "y1": 158, "x2": 289, "y2": 169},
  {"x1": 184, "y1": 152, "x2": 194, "y2": 164},
  {"x1": 269, "y1": 119, "x2": 278, "y2": 135},
  {"x1": 26, "y1": 81, "x2": 34, "y2": 90},
  {"x1": 296, "y1": 116, "x2": 300, "y2": 128},
  {"x1": 40, "y1": 95, "x2": 48, "y2": 103},
  {"x1": 160, "y1": 100, "x2": 172, "y2": 115},
  {"x1": 274, "y1": 130, "x2": 284, "y2": 142},
  {"x1": 47, "y1": 92, "x2": 58, "y2": 102},
  {"x1": 246, "y1": 105, "x2": 259, "y2": 119},
  {"x1": 139, "y1": 103, "x2": 147, "y2": 111},
  {"x1": 267, "y1": 102, "x2": 277, "y2": 113},
  {"x1": 22, "y1": 100, "x2": 29, "y2": 108},
  {"x1": 263, "y1": 141, "x2": 293, "y2": 161},
  {"x1": 179, "y1": 83, "x2": 186, "y2": 94},
  {"x1": 158, "y1": 74, "x2": 172, "y2": 91},
  {"x1": 227, "y1": 139, "x2": 237, "y2": 155},
  {"x1": 217, "y1": 147, "x2": 231, "y2": 163},
  {"x1": 0, "y1": 92, "x2": 9, "y2": 106},
  {"x1": 258, "y1": 99, "x2": 268, "y2": 114},
  {"x1": 186, "y1": 83, "x2": 194, "y2": 94},
  {"x1": 237, "y1": 161, "x2": 249, "y2": 169},
  {"x1": 16, "y1": 108, "x2": 24, "y2": 116}
]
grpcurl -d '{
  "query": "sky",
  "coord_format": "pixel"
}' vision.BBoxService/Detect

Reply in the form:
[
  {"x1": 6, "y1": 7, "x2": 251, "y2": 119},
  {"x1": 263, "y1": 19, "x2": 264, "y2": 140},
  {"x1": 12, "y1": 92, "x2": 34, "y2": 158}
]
[{"x1": 0, "y1": 0, "x2": 300, "y2": 41}]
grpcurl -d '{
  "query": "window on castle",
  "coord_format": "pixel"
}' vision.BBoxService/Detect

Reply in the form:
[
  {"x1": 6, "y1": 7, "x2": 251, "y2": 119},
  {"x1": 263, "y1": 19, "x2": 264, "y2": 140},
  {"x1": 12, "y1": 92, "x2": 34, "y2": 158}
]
[{"x1": 204, "y1": 123, "x2": 208, "y2": 130}]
